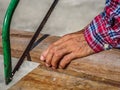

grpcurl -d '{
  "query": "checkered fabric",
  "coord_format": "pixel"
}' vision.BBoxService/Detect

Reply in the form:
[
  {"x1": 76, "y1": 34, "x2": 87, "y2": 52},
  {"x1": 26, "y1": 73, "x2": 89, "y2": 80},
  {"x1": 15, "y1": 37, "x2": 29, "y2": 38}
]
[{"x1": 84, "y1": 0, "x2": 120, "y2": 52}]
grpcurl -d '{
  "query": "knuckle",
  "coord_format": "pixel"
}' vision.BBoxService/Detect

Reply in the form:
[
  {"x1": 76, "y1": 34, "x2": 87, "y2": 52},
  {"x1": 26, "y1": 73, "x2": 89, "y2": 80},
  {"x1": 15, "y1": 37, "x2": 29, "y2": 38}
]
[
  {"x1": 54, "y1": 52, "x2": 61, "y2": 57},
  {"x1": 49, "y1": 49, "x2": 54, "y2": 53},
  {"x1": 64, "y1": 56, "x2": 70, "y2": 61},
  {"x1": 49, "y1": 44, "x2": 55, "y2": 49},
  {"x1": 49, "y1": 47, "x2": 57, "y2": 53},
  {"x1": 64, "y1": 57, "x2": 72, "y2": 64},
  {"x1": 50, "y1": 46, "x2": 57, "y2": 53},
  {"x1": 53, "y1": 47, "x2": 57, "y2": 52}
]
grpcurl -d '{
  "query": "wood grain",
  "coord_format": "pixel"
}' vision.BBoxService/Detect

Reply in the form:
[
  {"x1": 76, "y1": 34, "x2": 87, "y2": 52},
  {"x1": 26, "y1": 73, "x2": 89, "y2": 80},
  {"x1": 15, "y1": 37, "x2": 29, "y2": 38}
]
[
  {"x1": 8, "y1": 67, "x2": 120, "y2": 90},
  {"x1": 0, "y1": 29, "x2": 120, "y2": 89}
]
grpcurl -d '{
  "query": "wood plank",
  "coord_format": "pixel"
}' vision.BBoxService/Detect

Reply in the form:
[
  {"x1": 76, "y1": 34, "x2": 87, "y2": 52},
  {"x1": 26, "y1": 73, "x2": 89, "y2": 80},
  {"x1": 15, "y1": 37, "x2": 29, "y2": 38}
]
[
  {"x1": 0, "y1": 29, "x2": 120, "y2": 88},
  {"x1": 0, "y1": 29, "x2": 59, "y2": 60},
  {"x1": 8, "y1": 67, "x2": 120, "y2": 90}
]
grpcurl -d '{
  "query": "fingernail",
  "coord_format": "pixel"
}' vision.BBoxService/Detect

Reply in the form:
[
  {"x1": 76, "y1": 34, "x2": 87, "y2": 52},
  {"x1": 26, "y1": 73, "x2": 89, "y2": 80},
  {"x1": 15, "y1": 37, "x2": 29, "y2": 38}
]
[
  {"x1": 45, "y1": 63, "x2": 50, "y2": 67},
  {"x1": 40, "y1": 55, "x2": 45, "y2": 61}
]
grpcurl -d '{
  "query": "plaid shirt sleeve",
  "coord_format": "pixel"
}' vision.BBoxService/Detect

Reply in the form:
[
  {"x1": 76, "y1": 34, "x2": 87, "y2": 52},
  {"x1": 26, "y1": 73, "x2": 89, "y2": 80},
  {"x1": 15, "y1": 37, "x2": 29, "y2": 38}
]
[{"x1": 84, "y1": 0, "x2": 120, "y2": 52}]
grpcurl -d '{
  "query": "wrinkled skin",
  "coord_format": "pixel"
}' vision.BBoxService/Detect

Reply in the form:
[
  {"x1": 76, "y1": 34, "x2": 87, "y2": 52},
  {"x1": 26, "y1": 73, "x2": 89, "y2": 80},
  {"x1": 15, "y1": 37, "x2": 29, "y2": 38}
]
[{"x1": 40, "y1": 30, "x2": 95, "y2": 69}]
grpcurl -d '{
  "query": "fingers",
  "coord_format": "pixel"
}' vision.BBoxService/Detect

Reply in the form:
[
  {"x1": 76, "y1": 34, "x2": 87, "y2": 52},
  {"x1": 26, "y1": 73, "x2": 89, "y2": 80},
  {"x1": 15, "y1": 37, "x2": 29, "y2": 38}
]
[
  {"x1": 51, "y1": 49, "x2": 69, "y2": 69},
  {"x1": 40, "y1": 39, "x2": 64, "y2": 61},
  {"x1": 45, "y1": 49, "x2": 54, "y2": 67},
  {"x1": 41, "y1": 42, "x2": 69, "y2": 67},
  {"x1": 40, "y1": 47, "x2": 50, "y2": 61},
  {"x1": 40, "y1": 33, "x2": 84, "y2": 61},
  {"x1": 45, "y1": 44, "x2": 70, "y2": 68},
  {"x1": 40, "y1": 43, "x2": 55, "y2": 61},
  {"x1": 39, "y1": 30, "x2": 92, "y2": 69},
  {"x1": 59, "y1": 53, "x2": 76, "y2": 69}
]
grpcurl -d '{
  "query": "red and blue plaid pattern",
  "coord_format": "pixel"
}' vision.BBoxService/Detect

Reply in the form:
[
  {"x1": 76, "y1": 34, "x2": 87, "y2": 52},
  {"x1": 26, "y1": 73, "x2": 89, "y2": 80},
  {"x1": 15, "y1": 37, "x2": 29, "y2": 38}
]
[{"x1": 84, "y1": 0, "x2": 120, "y2": 52}]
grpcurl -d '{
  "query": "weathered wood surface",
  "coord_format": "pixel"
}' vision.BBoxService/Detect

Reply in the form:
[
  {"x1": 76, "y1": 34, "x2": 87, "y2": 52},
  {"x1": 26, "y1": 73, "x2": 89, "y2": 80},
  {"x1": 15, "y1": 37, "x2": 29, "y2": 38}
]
[
  {"x1": 0, "y1": 29, "x2": 120, "y2": 89},
  {"x1": 8, "y1": 67, "x2": 119, "y2": 90},
  {"x1": 0, "y1": 29, "x2": 59, "y2": 61}
]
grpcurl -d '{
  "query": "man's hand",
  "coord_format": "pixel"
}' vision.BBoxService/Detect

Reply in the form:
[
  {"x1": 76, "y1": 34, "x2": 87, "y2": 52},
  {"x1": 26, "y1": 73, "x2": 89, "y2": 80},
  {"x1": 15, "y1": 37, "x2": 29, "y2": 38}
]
[{"x1": 40, "y1": 30, "x2": 95, "y2": 69}]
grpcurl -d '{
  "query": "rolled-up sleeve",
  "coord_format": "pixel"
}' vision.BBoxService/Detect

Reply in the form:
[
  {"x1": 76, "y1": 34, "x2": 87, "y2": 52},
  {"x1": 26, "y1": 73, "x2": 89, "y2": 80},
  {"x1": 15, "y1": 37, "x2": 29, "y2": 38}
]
[{"x1": 84, "y1": 0, "x2": 120, "y2": 52}]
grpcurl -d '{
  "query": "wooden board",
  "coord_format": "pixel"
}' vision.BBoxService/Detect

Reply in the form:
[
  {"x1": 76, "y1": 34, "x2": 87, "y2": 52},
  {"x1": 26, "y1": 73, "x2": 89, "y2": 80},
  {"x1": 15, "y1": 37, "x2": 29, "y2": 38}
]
[
  {"x1": 8, "y1": 67, "x2": 119, "y2": 90},
  {"x1": 0, "y1": 29, "x2": 120, "y2": 89}
]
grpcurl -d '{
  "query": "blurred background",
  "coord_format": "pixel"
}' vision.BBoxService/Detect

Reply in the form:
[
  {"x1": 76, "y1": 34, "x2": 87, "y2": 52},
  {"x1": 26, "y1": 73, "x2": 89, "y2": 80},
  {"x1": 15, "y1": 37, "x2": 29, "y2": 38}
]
[{"x1": 0, "y1": 0, "x2": 105, "y2": 36}]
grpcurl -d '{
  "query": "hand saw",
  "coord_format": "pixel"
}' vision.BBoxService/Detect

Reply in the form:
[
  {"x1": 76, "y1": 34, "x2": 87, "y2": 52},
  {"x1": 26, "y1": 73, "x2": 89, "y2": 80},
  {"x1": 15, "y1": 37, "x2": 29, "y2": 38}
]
[{"x1": 2, "y1": 0, "x2": 59, "y2": 84}]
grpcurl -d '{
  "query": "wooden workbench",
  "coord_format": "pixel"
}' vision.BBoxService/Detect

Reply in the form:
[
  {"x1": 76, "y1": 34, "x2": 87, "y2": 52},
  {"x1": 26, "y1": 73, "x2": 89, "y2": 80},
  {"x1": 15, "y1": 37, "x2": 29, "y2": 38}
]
[{"x1": 0, "y1": 29, "x2": 120, "y2": 90}]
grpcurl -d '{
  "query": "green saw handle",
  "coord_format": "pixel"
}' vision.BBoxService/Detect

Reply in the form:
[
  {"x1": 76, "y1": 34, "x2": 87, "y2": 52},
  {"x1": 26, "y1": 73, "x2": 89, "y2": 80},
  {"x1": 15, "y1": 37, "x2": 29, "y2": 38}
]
[{"x1": 2, "y1": 0, "x2": 19, "y2": 84}]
